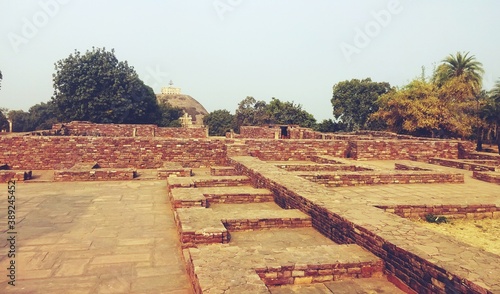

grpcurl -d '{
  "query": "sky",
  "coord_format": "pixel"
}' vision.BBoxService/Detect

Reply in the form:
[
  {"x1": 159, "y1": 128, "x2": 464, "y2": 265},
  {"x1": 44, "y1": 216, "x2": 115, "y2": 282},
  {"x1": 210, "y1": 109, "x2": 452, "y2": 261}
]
[{"x1": 1, "y1": 0, "x2": 499, "y2": 121}]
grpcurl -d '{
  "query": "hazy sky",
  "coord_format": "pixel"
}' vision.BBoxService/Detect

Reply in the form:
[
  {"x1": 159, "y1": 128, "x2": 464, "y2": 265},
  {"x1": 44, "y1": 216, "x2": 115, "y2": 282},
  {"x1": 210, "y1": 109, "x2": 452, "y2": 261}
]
[{"x1": 1, "y1": 0, "x2": 499, "y2": 121}]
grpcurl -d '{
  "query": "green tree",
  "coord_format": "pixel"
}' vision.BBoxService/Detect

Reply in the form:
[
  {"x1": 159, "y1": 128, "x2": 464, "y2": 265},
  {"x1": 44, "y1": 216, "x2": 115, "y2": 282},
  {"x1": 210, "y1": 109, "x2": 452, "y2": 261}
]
[
  {"x1": 52, "y1": 48, "x2": 160, "y2": 124},
  {"x1": 314, "y1": 119, "x2": 348, "y2": 133},
  {"x1": 266, "y1": 98, "x2": 316, "y2": 128},
  {"x1": 7, "y1": 110, "x2": 31, "y2": 132},
  {"x1": 156, "y1": 103, "x2": 183, "y2": 127},
  {"x1": 371, "y1": 80, "x2": 441, "y2": 137},
  {"x1": 484, "y1": 80, "x2": 500, "y2": 153},
  {"x1": 331, "y1": 78, "x2": 391, "y2": 131},
  {"x1": 432, "y1": 51, "x2": 484, "y2": 93},
  {"x1": 203, "y1": 109, "x2": 235, "y2": 136},
  {"x1": 234, "y1": 96, "x2": 270, "y2": 132},
  {"x1": 0, "y1": 108, "x2": 8, "y2": 131},
  {"x1": 28, "y1": 101, "x2": 58, "y2": 130},
  {"x1": 0, "y1": 69, "x2": 3, "y2": 89}
]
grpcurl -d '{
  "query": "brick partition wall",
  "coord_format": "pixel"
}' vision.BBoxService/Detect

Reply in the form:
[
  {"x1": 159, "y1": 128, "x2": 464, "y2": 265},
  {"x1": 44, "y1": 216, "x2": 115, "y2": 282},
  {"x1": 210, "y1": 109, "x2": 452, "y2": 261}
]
[
  {"x1": 239, "y1": 126, "x2": 278, "y2": 139},
  {"x1": 51, "y1": 121, "x2": 207, "y2": 138},
  {"x1": 0, "y1": 136, "x2": 227, "y2": 169},
  {"x1": 348, "y1": 140, "x2": 461, "y2": 160},
  {"x1": 428, "y1": 158, "x2": 496, "y2": 171},
  {"x1": 229, "y1": 156, "x2": 498, "y2": 294},
  {"x1": 472, "y1": 171, "x2": 500, "y2": 184},
  {"x1": 376, "y1": 204, "x2": 500, "y2": 219},
  {"x1": 243, "y1": 139, "x2": 349, "y2": 161}
]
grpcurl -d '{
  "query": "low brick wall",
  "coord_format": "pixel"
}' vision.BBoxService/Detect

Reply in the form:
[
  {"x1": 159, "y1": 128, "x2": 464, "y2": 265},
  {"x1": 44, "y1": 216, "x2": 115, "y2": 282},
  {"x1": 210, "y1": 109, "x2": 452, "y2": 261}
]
[
  {"x1": 275, "y1": 163, "x2": 371, "y2": 172},
  {"x1": 224, "y1": 218, "x2": 312, "y2": 231},
  {"x1": 191, "y1": 176, "x2": 251, "y2": 187},
  {"x1": 429, "y1": 158, "x2": 495, "y2": 171},
  {"x1": 0, "y1": 171, "x2": 32, "y2": 182},
  {"x1": 463, "y1": 152, "x2": 500, "y2": 164},
  {"x1": 255, "y1": 260, "x2": 384, "y2": 286},
  {"x1": 348, "y1": 140, "x2": 460, "y2": 161},
  {"x1": 53, "y1": 168, "x2": 136, "y2": 181},
  {"x1": 394, "y1": 163, "x2": 431, "y2": 171},
  {"x1": 376, "y1": 204, "x2": 500, "y2": 219},
  {"x1": 300, "y1": 172, "x2": 464, "y2": 187},
  {"x1": 472, "y1": 171, "x2": 500, "y2": 184},
  {"x1": 210, "y1": 166, "x2": 237, "y2": 176},
  {"x1": 244, "y1": 139, "x2": 349, "y2": 161},
  {"x1": 204, "y1": 193, "x2": 274, "y2": 205}
]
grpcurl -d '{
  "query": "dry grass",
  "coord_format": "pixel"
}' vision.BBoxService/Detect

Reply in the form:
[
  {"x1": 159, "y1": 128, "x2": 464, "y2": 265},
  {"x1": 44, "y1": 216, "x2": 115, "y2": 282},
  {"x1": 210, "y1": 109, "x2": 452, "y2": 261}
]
[{"x1": 416, "y1": 218, "x2": 500, "y2": 256}]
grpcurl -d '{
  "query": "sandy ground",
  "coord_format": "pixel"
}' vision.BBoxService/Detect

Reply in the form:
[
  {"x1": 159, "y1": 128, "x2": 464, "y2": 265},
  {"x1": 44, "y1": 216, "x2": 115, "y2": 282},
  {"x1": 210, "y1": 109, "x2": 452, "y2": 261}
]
[{"x1": 416, "y1": 218, "x2": 500, "y2": 256}]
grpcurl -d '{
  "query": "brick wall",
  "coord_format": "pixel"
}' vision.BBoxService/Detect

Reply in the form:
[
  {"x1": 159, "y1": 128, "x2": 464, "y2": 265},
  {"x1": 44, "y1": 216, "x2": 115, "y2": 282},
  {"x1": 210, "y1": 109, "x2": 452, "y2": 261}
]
[
  {"x1": 51, "y1": 121, "x2": 207, "y2": 138},
  {"x1": 348, "y1": 140, "x2": 460, "y2": 160},
  {"x1": 239, "y1": 126, "x2": 278, "y2": 139},
  {"x1": 0, "y1": 136, "x2": 226, "y2": 169},
  {"x1": 244, "y1": 140, "x2": 349, "y2": 161},
  {"x1": 376, "y1": 204, "x2": 500, "y2": 219}
]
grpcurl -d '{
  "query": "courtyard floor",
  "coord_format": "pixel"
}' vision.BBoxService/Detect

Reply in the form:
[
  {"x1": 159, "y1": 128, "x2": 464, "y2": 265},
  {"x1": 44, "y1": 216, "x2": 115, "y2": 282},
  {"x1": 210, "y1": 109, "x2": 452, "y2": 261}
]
[{"x1": 0, "y1": 180, "x2": 192, "y2": 294}]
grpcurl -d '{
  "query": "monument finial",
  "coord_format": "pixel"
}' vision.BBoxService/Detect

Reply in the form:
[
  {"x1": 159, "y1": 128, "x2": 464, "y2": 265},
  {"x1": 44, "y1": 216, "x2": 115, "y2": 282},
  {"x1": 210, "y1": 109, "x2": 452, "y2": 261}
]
[{"x1": 169, "y1": 80, "x2": 174, "y2": 86}]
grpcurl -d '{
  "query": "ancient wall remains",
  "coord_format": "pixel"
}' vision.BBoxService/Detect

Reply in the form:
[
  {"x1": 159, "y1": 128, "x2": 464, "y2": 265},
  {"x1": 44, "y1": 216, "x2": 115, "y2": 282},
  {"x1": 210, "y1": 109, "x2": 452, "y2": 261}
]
[
  {"x1": 51, "y1": 121, "x2": 207, "y2": 138},
  {"x1": 348, "y1": 140, "x2": 461, "y2": 160},
  {"x1": 243, "y1": 139, "x2": 349, "y2": 161},
  {"x1": 239, "y1": 126, "x2": 278, "y2": 139},
  {"x1": 0, "y1": 136, "x2": 227, "y2": 170}
]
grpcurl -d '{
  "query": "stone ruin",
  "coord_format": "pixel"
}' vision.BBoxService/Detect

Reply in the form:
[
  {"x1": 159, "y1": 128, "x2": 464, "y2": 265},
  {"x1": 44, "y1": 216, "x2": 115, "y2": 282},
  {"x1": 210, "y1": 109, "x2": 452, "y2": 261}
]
[{"x1": 0, "y1": 122, "x2": 499, "y2": 293}]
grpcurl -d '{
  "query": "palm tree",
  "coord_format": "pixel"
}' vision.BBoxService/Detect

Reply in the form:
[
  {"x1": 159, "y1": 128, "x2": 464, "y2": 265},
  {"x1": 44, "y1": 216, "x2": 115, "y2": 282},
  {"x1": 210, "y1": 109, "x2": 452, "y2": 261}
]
[
  {"x1": 432, "y1": 51, "x2": 484, "y2": 92},
  {"x1": 482, "y1": 80, "x2": 500, "y2": 154}
]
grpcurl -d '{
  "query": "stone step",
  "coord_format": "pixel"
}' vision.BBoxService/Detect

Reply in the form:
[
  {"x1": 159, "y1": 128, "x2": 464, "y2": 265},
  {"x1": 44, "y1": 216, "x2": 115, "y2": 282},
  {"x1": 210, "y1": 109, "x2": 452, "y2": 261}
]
[
  {"x1": 184, "y1": 243, "x2": 384, "y2": 293},
  {"x1": 157, "y1": 162, "x2": 192, "y2": 179},
  {"x1": 210, "y1": 166, "x2": 238, "y2": 176},
  {"x1": 167, "y1": 175, "x2": 251, "y2": 188},
  {"x1": 170, "y1": 186, "x2": 274, "y2": 208},
  {"x1": 269, "y1": 277, "x2": 406, "y2": 293},
  {"x1": 200, "y1": 186, "x2": 274, "y2": 205},
  {"x1": 174, "y1": 203, "x2": 312, "y2": 248}
]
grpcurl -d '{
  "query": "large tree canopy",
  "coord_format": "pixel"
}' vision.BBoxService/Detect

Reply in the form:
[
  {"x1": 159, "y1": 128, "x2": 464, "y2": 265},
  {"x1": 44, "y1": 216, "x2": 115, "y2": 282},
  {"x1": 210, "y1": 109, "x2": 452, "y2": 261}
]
[
  {"x1": 203, "y1": 109, "x2": 235, "y2": 136},
  {"x1": 0, "y1": 69, "x2": 3, "y2": 89},
  {"x1": 331, "y1": 78, "x2": 391, "y2": 131},
  {"x1": 234, "y1": 96, "x2": 316, "y2": 132},
  {"x1": 371, "y1": 79, "x2": 441, "y2": 137},
  {"x1": 372, "y1": 77, "x2": 480, "y2": 138},
  {"x1": 234, "y1": 96, "x2": 269, "y2": 131},
  {"x1": 52, "y1": 48, "x2": 160, "y2": 124}
]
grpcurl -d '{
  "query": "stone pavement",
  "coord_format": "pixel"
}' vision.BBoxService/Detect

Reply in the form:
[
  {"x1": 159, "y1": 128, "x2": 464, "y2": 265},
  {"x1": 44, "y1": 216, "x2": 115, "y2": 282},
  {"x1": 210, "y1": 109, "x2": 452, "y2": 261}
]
[{"x1": 0, "y1": 180, "x2": 192, "y2": 294}]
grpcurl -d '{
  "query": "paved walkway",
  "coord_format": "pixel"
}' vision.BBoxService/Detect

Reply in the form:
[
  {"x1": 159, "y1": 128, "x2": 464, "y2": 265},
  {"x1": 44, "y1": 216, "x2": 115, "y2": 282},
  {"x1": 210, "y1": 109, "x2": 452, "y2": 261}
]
[{"x1": 0, "y1": 180, "x2": 192, "y2": 294}]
